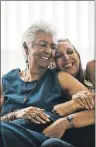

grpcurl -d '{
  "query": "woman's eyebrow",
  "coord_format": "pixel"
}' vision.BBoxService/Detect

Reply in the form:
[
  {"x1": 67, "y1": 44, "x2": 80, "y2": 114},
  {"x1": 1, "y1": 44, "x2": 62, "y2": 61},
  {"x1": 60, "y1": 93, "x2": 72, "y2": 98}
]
[{"x1": 67, "y1": 48, "x2": 74, "y2": 50}]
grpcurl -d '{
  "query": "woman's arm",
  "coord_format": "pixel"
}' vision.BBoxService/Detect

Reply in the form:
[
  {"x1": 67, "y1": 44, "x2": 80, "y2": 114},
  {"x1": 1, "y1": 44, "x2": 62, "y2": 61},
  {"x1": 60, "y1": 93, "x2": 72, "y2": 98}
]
[
  {"x1": 53, "y1": 93, "x2": 95, "y2": 117},
  {"x1": 58, "y1": 71, "x2": 94, "y2": 109},
  {"x1": 42, "y1": 109, "x2": 95, "y2": 138},
  {"x1": 52, "y1": 99, "x2": 84, "y2": 117},
  {"x1": 66, "y1": 109, "x2": 94, "y2": 128},
  {"x1": 58, "y1": 71, "x2": 90, "y2": 95},
  {"x1": 0, "y1": 84, "x2": 4, "y2": 109},
  {"x1": 0, "y1": 106, "x2": 51, "y2": 124}
]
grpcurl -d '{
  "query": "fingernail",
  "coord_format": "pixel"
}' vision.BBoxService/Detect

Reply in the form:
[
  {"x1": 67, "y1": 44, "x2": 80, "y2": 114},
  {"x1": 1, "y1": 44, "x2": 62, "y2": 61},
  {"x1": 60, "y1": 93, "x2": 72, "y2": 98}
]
[
  {"x1": 90, "y1": 106, "x2": 93, "y2": 109},
  {"x1": 82, "y1": 103, "x2": 85, "y2": 106},
  {"x1": 37, "y1": 122, "x2": 40, "y2": 124},
  {"x1": 41, "y1": 109, "x2": 45, "y2": 111},
  {"x1": 46, "y1": 115, "x2": 50, "y2": 118},
  {"x1": 43, "y1": 121, "x2": 46, "y2": 124},
  {"x1": 46, "y1": 119, "x2": 50, "y2": 122},
  {"x1": 85, "y1": 105, "x2": 89, "y2": 109}
]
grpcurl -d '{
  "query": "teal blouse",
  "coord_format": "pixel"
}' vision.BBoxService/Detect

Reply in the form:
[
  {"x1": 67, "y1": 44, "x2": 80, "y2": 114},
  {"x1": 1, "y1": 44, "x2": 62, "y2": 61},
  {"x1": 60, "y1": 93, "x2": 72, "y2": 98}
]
[{"x1": 1, "y1": 68, "x2": 68, "y2": 117}]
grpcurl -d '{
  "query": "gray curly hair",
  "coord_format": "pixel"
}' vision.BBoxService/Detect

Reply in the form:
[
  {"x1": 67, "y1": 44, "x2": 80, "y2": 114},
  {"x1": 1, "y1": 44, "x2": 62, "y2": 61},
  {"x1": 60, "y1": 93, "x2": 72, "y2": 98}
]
[{"x1": 22, "y1": 21, "x2": 57, "y2": 50}]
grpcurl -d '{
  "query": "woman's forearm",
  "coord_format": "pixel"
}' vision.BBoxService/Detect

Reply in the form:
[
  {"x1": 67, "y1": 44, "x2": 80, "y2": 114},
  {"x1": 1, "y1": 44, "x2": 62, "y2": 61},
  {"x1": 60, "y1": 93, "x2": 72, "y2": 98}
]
[
  {"x1": 0, "y1": 111, "x2": 17, "y2": 122},
  {"x1": 53, "y1": 99, "x2": 85, "y2": 117},
  {"x1": 66, "y1": 109, "x2": 95, "y2": 129}
]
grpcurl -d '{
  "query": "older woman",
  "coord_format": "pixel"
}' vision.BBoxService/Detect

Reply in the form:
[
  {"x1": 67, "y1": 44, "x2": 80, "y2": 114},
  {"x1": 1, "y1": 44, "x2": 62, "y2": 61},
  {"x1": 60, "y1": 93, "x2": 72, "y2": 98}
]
[
  {"x1": 45, "y1": 39, "x2": 95, "y2": 147},
  {"x1": 0, "y1": 23, "x2": 94, "y2": 147}
]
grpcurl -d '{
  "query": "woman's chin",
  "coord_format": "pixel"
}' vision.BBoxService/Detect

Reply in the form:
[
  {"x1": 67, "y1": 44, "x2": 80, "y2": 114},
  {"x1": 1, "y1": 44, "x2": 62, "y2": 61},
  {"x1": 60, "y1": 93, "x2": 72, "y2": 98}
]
[{"x1": 38, "y1": 62, "x2": 50, "y2": 69}]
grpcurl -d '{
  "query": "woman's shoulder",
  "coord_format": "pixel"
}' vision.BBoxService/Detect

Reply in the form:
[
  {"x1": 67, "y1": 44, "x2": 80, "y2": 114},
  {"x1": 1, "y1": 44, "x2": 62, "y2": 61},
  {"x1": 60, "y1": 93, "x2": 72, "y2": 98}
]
[
  {"x1": 2, "y1": 68, "x2": 20, "y2": 79},
  {"x1": 85, "y1": 60, "x2": 95, "y2": 86},
  {"x1": 49, "y1": 68, "x2": 69, "y2": 76},
  {"x1": 1, "y1": 68, "x2": 21, "y2": 90},
  {"x1": 58, "y1": 71, "x2": 72, "y2": 78},
  {"x1": 86, "y1": 60, "x2": 95, "y2": 66},
  {"x1": 86, "y1": 60, "x2": 95, "y2": 74},
  {"x1": 57, "y1": 71, "x2": 73, "y2": 85}
]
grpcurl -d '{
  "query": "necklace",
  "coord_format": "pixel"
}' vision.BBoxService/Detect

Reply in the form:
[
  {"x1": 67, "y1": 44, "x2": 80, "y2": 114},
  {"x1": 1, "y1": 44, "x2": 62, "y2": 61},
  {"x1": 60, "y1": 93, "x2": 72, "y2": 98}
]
[{"x1": 23, "y1": 69, "x2": 47, "y2": 104}]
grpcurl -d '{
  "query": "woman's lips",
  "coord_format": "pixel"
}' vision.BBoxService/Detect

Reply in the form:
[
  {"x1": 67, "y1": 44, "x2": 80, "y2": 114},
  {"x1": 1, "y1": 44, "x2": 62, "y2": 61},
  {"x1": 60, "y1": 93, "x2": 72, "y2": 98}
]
[
  {"x1": 64, "y1": 63, "x2": 73, "y2": 68},
  {"x1": 41, "y1": 56, "x2": 49, "y2": 60}
]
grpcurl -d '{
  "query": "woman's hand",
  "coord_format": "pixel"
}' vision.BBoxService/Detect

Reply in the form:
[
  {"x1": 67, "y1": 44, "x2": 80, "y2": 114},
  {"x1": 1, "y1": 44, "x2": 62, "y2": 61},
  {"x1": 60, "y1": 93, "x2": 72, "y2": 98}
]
[
  {"x1": 42, "y1": 117, "x2": 71, "y2": 138},
  {"x1": 15, "y1": 106, "x2": 50, "y2": 124},
  {"x1": 72, "y1": 91, "x2": 95, "y2": 110},
  {"x1": 52, "y1": 100, "x2": 83, "y2": 117}
]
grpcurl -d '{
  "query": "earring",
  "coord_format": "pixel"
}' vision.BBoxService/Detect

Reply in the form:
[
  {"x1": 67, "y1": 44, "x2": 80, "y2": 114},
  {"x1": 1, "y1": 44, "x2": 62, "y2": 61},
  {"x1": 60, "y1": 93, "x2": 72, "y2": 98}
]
[{"x1": 25, "y1": 56, "x2": 29, "y2": 69}]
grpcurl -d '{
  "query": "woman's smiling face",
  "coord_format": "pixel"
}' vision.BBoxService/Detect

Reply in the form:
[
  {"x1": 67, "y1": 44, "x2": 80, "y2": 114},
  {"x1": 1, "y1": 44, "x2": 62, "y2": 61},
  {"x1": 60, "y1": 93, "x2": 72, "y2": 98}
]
[
  {"x1": 28, "y1": 31, "x2": 57, "y2": 69},
  {"x1": 55, "y1": 41, "x2": 80, "y2": 76}
]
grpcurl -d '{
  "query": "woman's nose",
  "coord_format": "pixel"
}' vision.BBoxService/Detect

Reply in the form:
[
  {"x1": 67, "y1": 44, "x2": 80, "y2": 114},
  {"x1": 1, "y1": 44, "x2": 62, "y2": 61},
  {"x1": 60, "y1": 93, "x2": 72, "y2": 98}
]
[
  {"x1": 62, "y1": 54, "x2": 70, "y2": 60},
  {"x1": 44, "y1": 46, "x2": 52, "y2": 54}
]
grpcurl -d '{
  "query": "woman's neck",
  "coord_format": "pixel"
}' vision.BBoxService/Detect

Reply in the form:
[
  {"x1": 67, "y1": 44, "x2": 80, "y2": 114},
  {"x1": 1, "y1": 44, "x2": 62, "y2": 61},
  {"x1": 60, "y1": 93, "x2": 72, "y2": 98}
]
[{"x1": 25, "y1": 67, "x2": 47, "y2": 82}]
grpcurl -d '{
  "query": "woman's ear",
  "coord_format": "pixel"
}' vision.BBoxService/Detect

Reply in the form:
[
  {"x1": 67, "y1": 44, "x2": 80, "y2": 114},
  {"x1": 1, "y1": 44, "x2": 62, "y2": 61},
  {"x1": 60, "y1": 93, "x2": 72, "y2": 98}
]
[{"x1": 23, "y1": 42, "x2": 29, "y2": 55}]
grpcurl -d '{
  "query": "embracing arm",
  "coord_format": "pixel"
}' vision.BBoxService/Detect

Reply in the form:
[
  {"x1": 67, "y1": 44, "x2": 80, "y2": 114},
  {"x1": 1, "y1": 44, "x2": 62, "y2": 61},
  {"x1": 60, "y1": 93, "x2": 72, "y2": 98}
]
[
  {"x1": 66, "y1": 109, "x2": 95, "y2": 128},
  {"x1": 57, "y1": 71, "x2": 94, "y2": 111},
  {"x1": 42, "y1": 109, "x2": 95, "y2": 138},
  {"x1": 58, "y1": 71, "x2": 90, "y2": 95},
  {"x1": 53, "y1": 92, "x2": 95, "y2": 117}
]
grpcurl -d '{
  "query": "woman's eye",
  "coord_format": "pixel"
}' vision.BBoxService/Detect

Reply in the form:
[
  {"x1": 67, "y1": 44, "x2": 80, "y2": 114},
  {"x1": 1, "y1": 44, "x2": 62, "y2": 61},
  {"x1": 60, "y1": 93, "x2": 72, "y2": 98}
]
[
  {"x1": 40, "y1": 42, "x2": 47, "y2": 47},
  {"x1": 67, "y1": 50, "x2": 74, "y2": 55},
  {"x1": 55, "y1": 53, "x2": 63, "y2": 58}
]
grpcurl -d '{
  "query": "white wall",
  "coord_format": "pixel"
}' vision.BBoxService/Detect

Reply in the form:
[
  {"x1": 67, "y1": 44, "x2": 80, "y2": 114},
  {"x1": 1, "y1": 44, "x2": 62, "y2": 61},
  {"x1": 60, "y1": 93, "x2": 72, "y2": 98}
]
[{"x1": 1, "y1": 1, "x2": 94, "y2": 76}]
